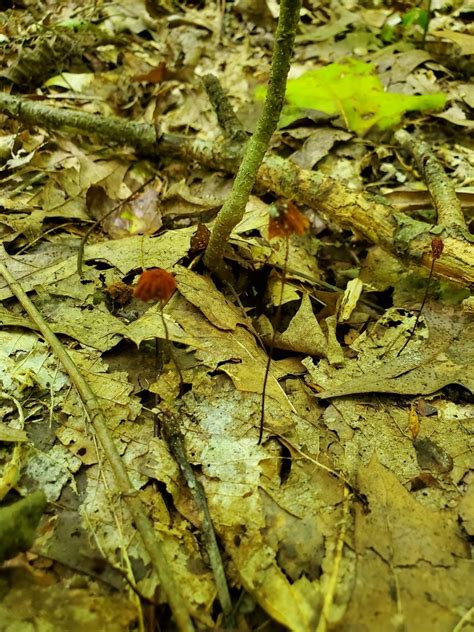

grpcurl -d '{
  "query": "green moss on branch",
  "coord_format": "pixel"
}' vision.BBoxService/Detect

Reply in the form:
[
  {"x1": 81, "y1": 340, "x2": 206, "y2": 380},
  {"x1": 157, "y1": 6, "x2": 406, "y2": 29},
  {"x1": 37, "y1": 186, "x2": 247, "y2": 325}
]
[{"x1": 203, "y1": 0, "x2": 302, "y2": 276}]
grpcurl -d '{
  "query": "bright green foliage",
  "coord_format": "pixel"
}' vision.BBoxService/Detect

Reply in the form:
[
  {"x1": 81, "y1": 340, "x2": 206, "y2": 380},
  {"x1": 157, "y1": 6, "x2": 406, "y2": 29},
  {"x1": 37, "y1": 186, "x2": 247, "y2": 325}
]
[
  {"x1": 381, "y1": 8, "x2": 430, "y2": 43},
  {"x1": 402, "y1": 7, "x2": 430, "y2": 30},
  {"x1": 256, "y1": 58, "x2": 446, "y2": 134}
]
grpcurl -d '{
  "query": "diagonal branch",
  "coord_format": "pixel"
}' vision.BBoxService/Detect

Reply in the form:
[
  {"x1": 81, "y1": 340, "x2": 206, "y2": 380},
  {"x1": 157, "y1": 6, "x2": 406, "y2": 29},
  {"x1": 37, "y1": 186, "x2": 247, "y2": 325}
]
[
  {"x1": 394, "y1": 129, "x2": 467, "y2": 231},
  {"x1": 203, "y1": 0, "x2": 302, "y2": 275},
  {"x1": 0, "y1": 251, "x2": 194, "y2": 632}
]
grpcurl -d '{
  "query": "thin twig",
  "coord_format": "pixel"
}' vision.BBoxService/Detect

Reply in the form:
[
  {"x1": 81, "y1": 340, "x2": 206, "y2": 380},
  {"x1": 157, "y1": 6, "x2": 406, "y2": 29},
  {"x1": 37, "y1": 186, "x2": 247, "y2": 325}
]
[
  {"x1": 394, "y1": 129, "x2": 466, "y2": 231},
  {"x1": 157, "y1": 301, "x2": 185, "y2": 394},
  {"x1": 278, "y1": 436, "x2": 352, "y2": 487},
  {"x1": 161, "y1": 411, "x2": 234, "y2": 627},
  {"x1": 315, "y1": 486, "x2": 350, "y2": 632},
  {"x1": 452, "y1": 607, "x2": 474, "y2": 632},
  {"x1": 259, "y1": 236, "x2": 290, "y2": 444},
  {"x1": 422, "y1": 0, "x2": 432, "y2": 48},
  {"x1": 0, "y1": 251, "x2": 194, "y2": 632}
]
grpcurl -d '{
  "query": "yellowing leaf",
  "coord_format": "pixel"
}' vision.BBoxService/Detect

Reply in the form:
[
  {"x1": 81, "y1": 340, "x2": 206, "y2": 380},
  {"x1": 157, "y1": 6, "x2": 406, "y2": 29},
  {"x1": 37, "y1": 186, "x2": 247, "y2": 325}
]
[{"x1": 256, "y1": 59, "x2": 446, "y2": 134}]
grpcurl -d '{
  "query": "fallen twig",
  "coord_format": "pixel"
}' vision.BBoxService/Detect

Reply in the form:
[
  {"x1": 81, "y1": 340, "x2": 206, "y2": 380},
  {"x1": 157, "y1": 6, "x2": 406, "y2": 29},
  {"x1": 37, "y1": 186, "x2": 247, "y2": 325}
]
[
  {"x1": 0, "y1": 92, "x2": 471, "y2": 286},
  {"x1": 161, "y1": 411, "x2": 234, "y2": 627},
  {"x1": 394, "y1": 129, "x2": 467, "y2": 231},
  {"x1": 202, "y1": 73, "x2": 247, "y2": 144}
]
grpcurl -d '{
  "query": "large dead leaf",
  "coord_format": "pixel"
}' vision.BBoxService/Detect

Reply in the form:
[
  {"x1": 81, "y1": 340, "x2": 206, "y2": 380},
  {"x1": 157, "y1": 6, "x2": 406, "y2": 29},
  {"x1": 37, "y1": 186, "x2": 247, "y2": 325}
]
[
  {"x1": 0, "y1": 571, "x2": 137, "y2": 632},
  {"x1": 308, "y1": 307, "x2": 473, "y2": 397},
  {"x1": 340, "y1": 454, "x2": 472, "y2": 631},
  {"x1": 356, "y1": 454, "x2": 467, "y2": 565},
  {"x1": 174, "y1": 375, "x2": 346, "y2": 631},
  {"x1": 171, "y1": 293, "x2": 295, "y2": 415}
]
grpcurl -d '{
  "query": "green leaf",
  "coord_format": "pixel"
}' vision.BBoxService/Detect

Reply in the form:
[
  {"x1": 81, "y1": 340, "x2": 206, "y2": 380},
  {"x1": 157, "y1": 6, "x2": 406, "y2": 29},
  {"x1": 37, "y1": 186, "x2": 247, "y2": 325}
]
[
  {"x1": 402, "y1": 8, "x2": 429, "y2": 30},
  {"x1": 256, "y1": 58, "x2": 446, "y2": 134}
]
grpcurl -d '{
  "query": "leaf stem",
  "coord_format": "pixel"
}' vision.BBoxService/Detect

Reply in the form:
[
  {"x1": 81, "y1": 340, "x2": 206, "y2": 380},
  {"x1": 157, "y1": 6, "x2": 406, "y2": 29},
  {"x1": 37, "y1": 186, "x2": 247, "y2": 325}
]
[{"x1": 259, "y1": 236, "x2": 290, "y2": 444}]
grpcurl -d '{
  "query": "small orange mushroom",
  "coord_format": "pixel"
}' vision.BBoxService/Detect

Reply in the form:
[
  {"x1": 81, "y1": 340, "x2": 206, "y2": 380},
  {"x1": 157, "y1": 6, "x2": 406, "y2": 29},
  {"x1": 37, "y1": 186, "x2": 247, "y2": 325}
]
[{"x1": 133, "y1": 268, "x2": 177, "y2": 304}]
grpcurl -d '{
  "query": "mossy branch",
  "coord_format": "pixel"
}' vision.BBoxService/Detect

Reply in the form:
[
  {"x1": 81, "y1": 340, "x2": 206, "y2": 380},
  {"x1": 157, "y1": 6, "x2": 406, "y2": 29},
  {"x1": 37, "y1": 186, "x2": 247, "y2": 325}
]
[
  {"x1": 203, "y1": 0, "x2": 302, "y2": 276},
  {"x1": 202, "y1": 73, "x2": 247, "y2": 144},
  {"x1": 0, "y1": 95, "x2": 471, "y2": 285}
]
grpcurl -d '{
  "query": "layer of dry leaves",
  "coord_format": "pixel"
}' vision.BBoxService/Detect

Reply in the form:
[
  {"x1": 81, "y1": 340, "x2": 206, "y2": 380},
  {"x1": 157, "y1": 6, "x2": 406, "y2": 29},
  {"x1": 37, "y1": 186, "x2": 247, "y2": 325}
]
[{"x1": 0, "y1": 0, "x2": 472, "y2": 631}]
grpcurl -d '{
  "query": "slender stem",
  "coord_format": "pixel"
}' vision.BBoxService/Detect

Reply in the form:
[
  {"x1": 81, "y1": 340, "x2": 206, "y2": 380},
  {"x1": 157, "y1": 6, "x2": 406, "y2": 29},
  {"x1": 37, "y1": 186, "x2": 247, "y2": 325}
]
[
  {"x1": 258, "y1": 236, "x2": 290, "y2": 444},
  {"x1": 315, "y1": 486, "x2": 350, "y2": 632},
  {"x1": 158, "y1": 301, "x2": 184, "y2": 395},
  {"x1": 203, "y1": 0, "x2": 301, "y2": 275},
  {"x1": 396, "y1": 257, "x2": 435, "y2": 356},
  {"x1": 422, "y1": 0, "x2": 432, "y2": 47}
]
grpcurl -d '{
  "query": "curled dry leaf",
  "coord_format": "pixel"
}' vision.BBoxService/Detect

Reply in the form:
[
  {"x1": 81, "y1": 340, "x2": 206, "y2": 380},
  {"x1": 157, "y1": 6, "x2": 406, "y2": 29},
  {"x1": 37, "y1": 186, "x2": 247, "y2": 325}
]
[
  {"x1": 189, "y1": 222, "x2": 211, "y2": 255},
  {"x1": 268, "y1": 199, "x2": 310, "y2": 239}
]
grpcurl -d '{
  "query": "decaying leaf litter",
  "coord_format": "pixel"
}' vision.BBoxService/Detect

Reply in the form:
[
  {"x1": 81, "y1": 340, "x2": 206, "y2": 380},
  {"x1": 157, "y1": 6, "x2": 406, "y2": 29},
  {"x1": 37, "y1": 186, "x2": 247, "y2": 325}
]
[{"x1": 0, "y1": 1, "x2": 472, "y2": 630}]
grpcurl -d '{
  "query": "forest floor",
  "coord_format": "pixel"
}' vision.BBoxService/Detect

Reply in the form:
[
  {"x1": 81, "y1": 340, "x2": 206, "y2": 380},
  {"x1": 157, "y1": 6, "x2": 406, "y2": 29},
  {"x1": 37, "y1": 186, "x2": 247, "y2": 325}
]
[{"x1": 0, "y1": 1, "x2": 472, "y2": 631}]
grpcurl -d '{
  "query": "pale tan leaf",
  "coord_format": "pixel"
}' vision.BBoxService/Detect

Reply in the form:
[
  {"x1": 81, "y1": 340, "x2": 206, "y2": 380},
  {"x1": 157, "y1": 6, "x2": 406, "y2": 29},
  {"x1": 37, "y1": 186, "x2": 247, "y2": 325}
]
[
  {"x1": 276, "y1": 293, "x2": 327, "y2": 357},
  {"x1": 174, "y1": 266, "x2": 246, "y2": 331}
]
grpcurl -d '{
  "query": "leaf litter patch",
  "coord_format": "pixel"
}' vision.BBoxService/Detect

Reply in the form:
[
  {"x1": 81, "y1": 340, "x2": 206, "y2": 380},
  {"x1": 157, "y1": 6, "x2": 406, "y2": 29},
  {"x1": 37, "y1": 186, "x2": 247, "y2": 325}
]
[{"x1": 0, "y1": 0, "x2": 472, "y2": 629}]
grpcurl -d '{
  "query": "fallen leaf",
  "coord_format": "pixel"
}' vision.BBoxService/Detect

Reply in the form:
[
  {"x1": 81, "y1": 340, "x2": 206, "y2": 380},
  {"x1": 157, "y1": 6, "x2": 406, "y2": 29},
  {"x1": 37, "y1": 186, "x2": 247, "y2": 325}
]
[
  {"x1": 311, "y1": 309, "x2": 473, "y2": 398},
  {"x1": 174, "y1": 266, "x2": 246, "y2": 331},
  {"x1": 274, "y1": 293, "x2": 328, "y2": 357},
  {"x1": 257, "y1": 59, "x2": 446, "y2": 133},
  {"x1": 356, "y1": 453, "x2": 468, "y2": 565},
  {"x1": 432, "y1": 30, "x2": 474, "y2": 56}
]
